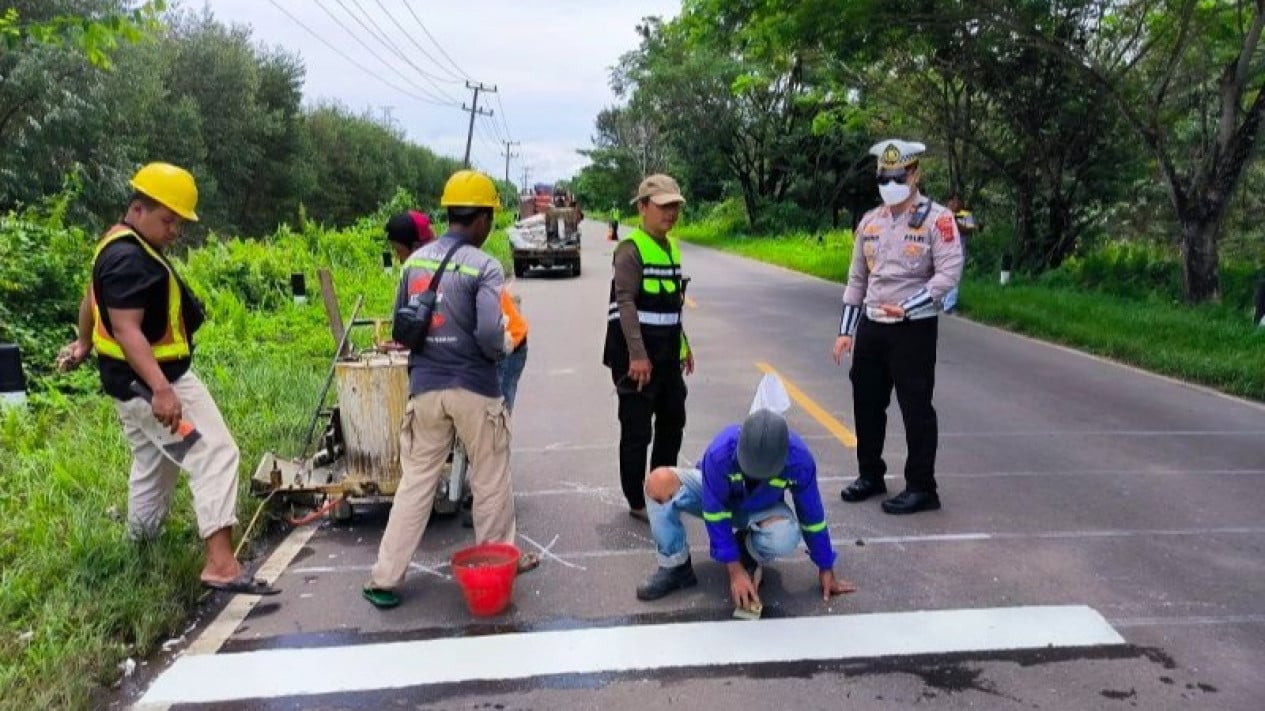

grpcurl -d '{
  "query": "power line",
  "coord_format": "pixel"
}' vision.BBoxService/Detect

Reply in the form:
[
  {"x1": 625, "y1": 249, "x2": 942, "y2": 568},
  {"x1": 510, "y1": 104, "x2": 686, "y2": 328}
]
[
  {"x1": 494, "y1": 92, "x2": 514, "y2": 144},
  {"x1": 481, "y1": 110, "x2": 507, "y2": 144},
  {"x1": 373, "y1": 0, "x2": 466, "y2": 83},
  {"x1": 341, "y1": 0, "x2": 464, "y2": 102},
  {"x1": 265, "y1": 0, "x2": 455, "y2": 107},
  {"x1": 312, "y1": 0, "x2": 456, "y2": 106},
  {"x1": 402, "y1": 1, "x2": 474, "y2": 82}
]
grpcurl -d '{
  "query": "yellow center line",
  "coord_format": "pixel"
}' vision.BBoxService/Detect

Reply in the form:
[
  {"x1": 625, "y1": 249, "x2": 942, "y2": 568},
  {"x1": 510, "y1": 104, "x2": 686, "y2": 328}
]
[
  {"x1": 684, "y1": 296, "x2": 698, "y2": 309},
  {"x1": 756, "y1": 362, "x2": 857, "y2": 448}
]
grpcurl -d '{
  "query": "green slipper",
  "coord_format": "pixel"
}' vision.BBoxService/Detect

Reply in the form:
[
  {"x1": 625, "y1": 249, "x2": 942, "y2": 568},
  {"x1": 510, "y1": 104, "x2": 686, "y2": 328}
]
[{"x1": 362, "y1": 587, "x2": 400, "y2": 609}]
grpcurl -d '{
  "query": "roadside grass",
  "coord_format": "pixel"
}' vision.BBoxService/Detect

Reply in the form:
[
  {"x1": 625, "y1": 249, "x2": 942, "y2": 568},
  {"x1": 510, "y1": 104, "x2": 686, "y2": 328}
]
[
  {"x1": 676, "y1": 219, "x2": 1265, "y2": 401},
  {"x1": 0, "y1": 207, "x2": 519, "y2": 708}
]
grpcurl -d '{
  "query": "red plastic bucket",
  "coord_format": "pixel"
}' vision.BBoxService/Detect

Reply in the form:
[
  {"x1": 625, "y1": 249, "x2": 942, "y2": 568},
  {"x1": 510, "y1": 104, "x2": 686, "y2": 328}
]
[{"x1": 451, "y1": 543, "x2": 520, "y2": 617}]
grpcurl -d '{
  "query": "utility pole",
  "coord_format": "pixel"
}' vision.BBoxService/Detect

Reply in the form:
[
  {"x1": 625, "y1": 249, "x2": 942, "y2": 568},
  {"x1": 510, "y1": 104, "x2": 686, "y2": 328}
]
[
  {"x1": 520, "y1": 166, "x2": 531, "y2": 194},
  {"x1": 461, "y1": 81, "x2": 496, "y2": 168},
  {"x1": 501, "y1": 140, "x2": 521, "y2": 186}
]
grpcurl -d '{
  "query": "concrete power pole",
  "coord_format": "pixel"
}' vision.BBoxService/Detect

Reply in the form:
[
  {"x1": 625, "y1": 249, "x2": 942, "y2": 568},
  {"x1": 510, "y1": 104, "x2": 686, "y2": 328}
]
[
  {"x1": 501, "y1": 140, "x2": 521, "y2": 186},
  {"x1": 461, "y1": 81, "x2": 496, "y2": 168}
]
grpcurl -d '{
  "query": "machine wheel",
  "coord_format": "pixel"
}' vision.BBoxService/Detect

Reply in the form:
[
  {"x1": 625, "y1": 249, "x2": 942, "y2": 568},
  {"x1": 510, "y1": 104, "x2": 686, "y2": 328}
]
[{"x1": 514, "y1": 259, "x2": 526, "y2": 278}]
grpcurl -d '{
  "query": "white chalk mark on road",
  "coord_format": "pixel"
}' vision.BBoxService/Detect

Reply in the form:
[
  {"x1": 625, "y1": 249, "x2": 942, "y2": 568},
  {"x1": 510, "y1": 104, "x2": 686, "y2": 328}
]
[{"x1": 519, "y1": 532, "x2": 587, "y2": 570}]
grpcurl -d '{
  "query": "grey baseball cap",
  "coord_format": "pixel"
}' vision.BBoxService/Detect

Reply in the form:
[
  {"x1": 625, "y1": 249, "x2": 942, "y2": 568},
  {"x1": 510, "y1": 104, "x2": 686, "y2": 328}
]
[{"x1": 737, "y1": 409, "x2": 789, "y2": 480}]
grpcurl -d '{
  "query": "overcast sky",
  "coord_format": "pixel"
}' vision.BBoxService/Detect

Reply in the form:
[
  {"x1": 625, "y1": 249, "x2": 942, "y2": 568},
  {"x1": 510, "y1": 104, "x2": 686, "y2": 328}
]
[{"x1": 197, "y1": 0, "x2": 681, "y2": 185}]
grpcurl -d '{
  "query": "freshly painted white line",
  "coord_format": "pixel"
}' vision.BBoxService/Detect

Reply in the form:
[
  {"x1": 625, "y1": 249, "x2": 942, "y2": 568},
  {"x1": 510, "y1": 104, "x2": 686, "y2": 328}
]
[
  {"x1": 186, "y1": 523, "x2": 321, "y2": 655},
  {"x1": 136, "y1": 605, "x2": 1123, "y2": 706}
]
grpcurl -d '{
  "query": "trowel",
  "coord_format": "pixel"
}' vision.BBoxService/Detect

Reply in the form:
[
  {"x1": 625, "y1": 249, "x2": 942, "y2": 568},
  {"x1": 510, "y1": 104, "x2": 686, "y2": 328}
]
[{"x1": 129, "y1": 381, "x2": 203, "y2": 461}]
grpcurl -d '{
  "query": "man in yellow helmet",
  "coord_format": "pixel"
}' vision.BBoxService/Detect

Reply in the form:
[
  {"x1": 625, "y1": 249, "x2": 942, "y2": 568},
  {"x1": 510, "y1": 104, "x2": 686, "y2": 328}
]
[
  {"x1": 58, "y1": 162, "x2": 278, "y2": 595},
  {"x1": 365, "y1": 170, "x2": 535, "y2": 609}
]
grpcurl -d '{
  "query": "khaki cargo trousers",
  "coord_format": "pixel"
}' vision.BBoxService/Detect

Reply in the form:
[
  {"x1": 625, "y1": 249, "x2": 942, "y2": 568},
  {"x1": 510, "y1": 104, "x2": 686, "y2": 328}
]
[
  {"x1": 114, "y1": 370, "x2": 240, "y2": 541},
  {"x1": 370, "y1": 388, "x2": 513, "y2": 590}
]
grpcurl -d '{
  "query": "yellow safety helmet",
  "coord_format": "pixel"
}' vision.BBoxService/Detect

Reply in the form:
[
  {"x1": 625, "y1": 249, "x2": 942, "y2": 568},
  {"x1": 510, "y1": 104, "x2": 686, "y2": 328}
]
[
  {"x1": 439, "y1": 170, "x2": 500, "y2": 209},
  {"x1": 129, "y1": 162, "x2": 199, "y2": 221}
]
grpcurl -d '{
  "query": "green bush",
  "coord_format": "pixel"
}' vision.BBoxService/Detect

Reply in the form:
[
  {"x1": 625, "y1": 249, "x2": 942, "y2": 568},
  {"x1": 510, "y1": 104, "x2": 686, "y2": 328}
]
[
  {"x1": 1042, "y1": 241, "x2": 1259, "y2": 310},
  {"x1": 0, "y1": 212, "x2": 94, "y2": 386}
]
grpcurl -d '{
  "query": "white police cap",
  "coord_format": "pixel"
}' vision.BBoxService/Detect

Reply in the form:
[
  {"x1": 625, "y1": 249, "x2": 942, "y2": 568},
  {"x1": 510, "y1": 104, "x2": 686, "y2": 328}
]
[{"x1": 869, "y1": 139, "x2": 926, "y2": 171}]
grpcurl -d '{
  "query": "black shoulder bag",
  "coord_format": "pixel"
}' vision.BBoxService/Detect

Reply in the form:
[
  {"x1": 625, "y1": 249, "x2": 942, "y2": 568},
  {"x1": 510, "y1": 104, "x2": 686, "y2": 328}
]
[{"x1": 392, "y1": 239, "x2": 466, "y2": 351}]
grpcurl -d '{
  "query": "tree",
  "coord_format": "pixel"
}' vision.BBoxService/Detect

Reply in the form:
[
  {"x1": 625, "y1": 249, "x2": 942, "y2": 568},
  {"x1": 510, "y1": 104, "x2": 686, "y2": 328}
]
[{"x1": 985, "y1": 0, "x2": 1265, "y2": 302}]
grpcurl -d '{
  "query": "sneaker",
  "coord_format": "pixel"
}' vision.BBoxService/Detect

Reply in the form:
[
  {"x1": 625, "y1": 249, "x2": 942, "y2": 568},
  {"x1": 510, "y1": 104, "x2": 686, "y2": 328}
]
[{"x1": 635, "y1": 558, "x2": 698, "y2": 601}]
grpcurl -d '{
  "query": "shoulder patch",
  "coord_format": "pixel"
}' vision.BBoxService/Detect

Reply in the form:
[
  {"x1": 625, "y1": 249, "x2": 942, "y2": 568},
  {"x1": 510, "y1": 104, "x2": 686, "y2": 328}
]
[{"x1": 936, "y1": 212, "x2": 956, "y2": 243}]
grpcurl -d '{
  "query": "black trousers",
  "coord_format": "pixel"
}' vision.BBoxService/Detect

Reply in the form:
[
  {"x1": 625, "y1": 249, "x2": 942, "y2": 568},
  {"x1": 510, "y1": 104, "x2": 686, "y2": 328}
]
[
  {"x1": 849, "y1": 316, "x2": 939, "y2": 493},
  {"x1": 611, "y1": 363, "x2": 687, "y2": 509}
]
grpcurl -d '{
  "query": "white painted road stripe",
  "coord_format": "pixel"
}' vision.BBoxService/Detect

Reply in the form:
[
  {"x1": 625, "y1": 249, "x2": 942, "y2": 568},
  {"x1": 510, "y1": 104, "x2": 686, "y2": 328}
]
[
  {"x1": 512, "y1": 469, "x2": 1265, "y2": 496},
  {"x1": 285, "y1": 526, "x2": 1265, "y2": 577},
  {"x1": 136, "y1": 605, "x2": 1123, "y2": 706},
  {"x1": 187, "y1": 523, "x2": 321, "y2": 655}
]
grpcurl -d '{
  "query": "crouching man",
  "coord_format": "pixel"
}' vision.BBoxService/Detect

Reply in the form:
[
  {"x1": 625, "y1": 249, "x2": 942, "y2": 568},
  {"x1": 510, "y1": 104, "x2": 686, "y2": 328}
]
[{"x1": 636, "y1": 409, "x2": 857, "y2": 609}]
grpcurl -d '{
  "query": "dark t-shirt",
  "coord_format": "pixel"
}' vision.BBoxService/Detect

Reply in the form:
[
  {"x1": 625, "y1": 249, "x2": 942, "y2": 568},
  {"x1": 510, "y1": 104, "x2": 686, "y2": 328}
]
[{"x1": 92, "y1": 228, "x2": 205, "y2": 400}]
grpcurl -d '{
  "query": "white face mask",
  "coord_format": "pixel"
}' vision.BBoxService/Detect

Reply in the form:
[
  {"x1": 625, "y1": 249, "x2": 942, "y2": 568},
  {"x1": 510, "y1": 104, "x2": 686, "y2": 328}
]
[{"x1": 879, "y1": 182, "x2": 911, "y2": 206}]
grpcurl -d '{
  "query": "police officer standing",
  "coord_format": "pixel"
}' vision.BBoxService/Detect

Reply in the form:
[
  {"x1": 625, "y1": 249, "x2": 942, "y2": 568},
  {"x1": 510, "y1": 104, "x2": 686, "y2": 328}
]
[
  {"x1": 604, "y1": 175, "x2": 694, "y2": 522},
  {"x1": 833, "y1": 140, "x2": 962, "y2": 514}
]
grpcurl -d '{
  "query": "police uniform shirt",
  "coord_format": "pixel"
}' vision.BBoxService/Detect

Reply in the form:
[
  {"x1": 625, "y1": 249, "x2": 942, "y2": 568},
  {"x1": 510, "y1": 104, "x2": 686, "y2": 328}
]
[
  {"x1": 92, "y1": 228, "x2": 205, "y2": 400},
  {"x1": 841, "y1": 194, "x2": 964, "y2": 331}
]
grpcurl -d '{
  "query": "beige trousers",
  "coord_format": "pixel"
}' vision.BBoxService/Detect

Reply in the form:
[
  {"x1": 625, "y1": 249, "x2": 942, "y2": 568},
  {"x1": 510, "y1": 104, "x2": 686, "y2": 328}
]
[
  {"x1": 114, "y1": 370, "x2": 240, "y2": 540},
  {"x1": 370, "y1": 388, "x2": 513, "y2": 589}
]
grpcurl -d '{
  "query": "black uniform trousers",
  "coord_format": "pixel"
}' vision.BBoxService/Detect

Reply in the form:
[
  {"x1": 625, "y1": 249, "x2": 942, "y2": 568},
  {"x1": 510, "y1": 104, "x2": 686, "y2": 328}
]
[
  {"x1": 849, "y1": 316, "x2": 939, "y2": 493},
  {"x1": 611, "y1": 362, "x2": 687, "y2": 510}
]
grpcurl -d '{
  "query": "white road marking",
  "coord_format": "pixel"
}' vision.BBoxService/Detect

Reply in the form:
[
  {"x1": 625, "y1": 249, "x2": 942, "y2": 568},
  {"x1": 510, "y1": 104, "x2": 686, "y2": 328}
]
[
  {"x1": 519, "y1": 532, "x2": 586, "y2": 570},
  {"x1": 285, "y1": 525, "x2": 1265, "y2": 578},
  {"x1": 513, "y1": 469, "x2": 1265, "y2": 498},
  {"x1": 135, "y1": 605, "x2": 1123, "y2": 706},
  {"x1": 955, "y1": 315, "x2": 1265, "y2": 415},
  {"x1": 187, "y1": 523, "x2": 321, "y2": 655},
  {"x1": 1110, "y1": 614, "x2": 1265, "y2": 628}
]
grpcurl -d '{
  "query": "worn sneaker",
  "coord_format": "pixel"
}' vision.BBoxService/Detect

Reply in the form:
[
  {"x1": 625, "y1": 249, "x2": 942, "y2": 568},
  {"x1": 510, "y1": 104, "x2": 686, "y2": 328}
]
[{"x1": 635, "y1": 558, "x2": 698, "y2": 601}]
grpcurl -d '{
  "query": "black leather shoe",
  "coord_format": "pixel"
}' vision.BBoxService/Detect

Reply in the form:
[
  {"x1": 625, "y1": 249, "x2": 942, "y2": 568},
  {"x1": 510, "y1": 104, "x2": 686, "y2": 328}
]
[
  {"x1": 636, "y1": 558, "x2": 698, "y2": 601},
  {"x1": 881, "y1": 490, "x2": 941, "y2": 515},
  {"x1": 840, "y1": 478, "x2": 887, "y2": 502}
]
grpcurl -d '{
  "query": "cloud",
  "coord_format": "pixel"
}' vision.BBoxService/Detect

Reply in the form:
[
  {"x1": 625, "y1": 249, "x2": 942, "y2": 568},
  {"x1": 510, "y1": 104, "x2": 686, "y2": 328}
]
[{"x1": 202, "y1": 0, "x2": 680, "y2": 183}]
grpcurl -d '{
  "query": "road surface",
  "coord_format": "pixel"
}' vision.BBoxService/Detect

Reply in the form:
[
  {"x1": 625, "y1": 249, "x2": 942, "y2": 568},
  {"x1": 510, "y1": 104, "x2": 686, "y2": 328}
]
[{"x1": 132, "y1": 219, "x2": 1265, "y2": 710}]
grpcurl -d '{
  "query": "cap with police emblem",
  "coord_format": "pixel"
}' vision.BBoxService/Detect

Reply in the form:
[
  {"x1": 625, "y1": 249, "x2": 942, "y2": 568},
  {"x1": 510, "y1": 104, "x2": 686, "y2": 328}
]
[{"x1": 869, "y1": 139, "x2": 926, "y2": 175}]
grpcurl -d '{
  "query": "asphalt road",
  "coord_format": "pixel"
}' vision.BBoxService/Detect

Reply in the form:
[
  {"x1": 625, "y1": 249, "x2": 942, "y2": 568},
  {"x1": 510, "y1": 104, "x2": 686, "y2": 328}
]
[{"x1": 137, "y1": 219, "x2": 1265, "y2": 710}]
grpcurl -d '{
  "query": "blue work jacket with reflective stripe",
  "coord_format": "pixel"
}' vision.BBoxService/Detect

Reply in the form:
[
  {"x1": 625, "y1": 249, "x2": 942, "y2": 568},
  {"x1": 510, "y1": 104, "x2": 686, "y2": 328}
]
[{"x1": 700, "y1": 425, "x2": 837, "y2": 570}]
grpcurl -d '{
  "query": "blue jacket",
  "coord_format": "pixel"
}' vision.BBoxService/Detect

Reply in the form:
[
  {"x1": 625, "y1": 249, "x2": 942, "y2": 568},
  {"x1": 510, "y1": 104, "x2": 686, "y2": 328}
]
[{"x1": 700, "y1": 425, "x2": 837, "y2": 570}]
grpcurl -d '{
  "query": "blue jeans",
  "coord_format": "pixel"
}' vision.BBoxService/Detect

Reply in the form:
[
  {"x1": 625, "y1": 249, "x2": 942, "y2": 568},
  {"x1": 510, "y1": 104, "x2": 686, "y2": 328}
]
[
  {"x1": 647, "y1": 467, "x2": 801, "y2": 568},
  {"x1": 497, "y1": 343, "x2": 528, "y2": 413}
]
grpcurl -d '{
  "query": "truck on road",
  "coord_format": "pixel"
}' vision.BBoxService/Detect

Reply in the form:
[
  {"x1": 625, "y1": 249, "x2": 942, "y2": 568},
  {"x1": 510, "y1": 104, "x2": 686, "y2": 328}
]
[{"x1": 510, "y1": 183, "x2": 582, "y2": 278}]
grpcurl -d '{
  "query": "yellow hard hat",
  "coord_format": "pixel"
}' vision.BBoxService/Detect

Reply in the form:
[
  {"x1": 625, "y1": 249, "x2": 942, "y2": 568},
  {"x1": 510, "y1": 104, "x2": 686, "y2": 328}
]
[
  {"x1": 439, "y1": 170, "x2": 500, "y2": 209},
  {"x1": 129, "y1": 162, "x2": 199, "y2": 221}
]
